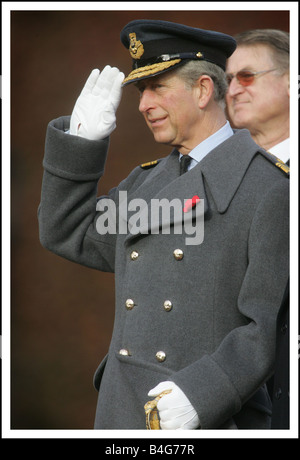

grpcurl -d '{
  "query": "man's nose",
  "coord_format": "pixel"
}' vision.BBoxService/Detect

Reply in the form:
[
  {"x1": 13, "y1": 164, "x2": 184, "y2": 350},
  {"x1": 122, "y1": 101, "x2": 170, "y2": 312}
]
[
  {"x1": 227, "y1": 76, "x2": 244, "y2": 97},
  {"x1": 138, "y1": 89, "x2": 155, "y2": 113}
]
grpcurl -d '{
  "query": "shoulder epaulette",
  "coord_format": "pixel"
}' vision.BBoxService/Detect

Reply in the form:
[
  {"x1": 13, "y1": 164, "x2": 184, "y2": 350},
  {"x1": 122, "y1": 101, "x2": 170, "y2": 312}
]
[
  {"x1": 140, "y1": 159, "x2": 159, "y2": 169},
  {"x1": 260, "y1": 150, "x2": 290, "y2": 177}
]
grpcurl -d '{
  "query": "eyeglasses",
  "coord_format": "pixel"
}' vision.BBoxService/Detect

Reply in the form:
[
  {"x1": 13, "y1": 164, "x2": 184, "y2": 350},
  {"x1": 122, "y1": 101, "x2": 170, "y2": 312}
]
[{"x1": 226, "y1": 69, "x2": 278, "y2": 87}]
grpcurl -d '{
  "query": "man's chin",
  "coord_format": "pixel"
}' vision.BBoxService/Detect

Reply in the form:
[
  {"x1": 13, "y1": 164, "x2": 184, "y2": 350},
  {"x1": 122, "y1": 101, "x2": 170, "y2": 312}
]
[
  {"x1": 152, "y1": 132, "x2": 173, "y2": 146},
  {"x1": 230, "y1": 115, "x2": 251, "y2": 130}
]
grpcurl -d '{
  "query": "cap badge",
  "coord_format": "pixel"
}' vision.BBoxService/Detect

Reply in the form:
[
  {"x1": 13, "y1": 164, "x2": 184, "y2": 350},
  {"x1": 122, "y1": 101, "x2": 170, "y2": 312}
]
[{"x1": 129, "y1": 32, "x2": 144, "y2": 59}]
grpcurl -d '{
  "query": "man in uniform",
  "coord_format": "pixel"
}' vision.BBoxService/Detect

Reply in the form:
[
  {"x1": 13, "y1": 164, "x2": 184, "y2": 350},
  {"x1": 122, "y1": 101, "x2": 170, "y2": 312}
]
[{"x1": 38, "y1": 20, "x2": 289, "y2": 430}]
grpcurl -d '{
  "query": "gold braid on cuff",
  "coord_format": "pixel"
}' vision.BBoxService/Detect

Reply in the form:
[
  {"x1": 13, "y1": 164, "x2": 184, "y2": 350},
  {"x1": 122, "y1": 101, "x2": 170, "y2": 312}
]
[{"x1": 144, "y1": 389, "x2": 172, "y2": 430}]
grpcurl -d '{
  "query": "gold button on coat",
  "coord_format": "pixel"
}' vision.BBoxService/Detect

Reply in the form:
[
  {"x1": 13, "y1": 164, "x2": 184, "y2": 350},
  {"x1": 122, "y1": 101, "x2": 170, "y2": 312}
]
[
  {"x1": 163, "y1": 300, "x2": 173, "y2": 311},
  {"x1": 156, "y1": 351, "x2": 166, "y2": 362},
  {"x1": 173, "y1": 248, "x2": 184, "y2": 260},
  {"x1": 119, "y1": 348, "x2": 130, "y2": 356},
  {"x1": 130, "y1": 250, "x2": 139, "y2": 260},
  {"x1": 125, "y1": 299, "x2": 135, "y2": 310}
]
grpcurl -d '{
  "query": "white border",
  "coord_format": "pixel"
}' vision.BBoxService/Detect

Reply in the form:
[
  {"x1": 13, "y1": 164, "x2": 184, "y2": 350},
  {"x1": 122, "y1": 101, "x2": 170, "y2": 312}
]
[{"x1": 2, "y1": 1, "x2": 299, "y2": 439}]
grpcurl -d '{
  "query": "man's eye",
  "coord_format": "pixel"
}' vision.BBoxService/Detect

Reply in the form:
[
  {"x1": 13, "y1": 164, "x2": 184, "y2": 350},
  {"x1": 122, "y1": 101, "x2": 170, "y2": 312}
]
[
  {"x1": 136, "y1": 83, "x2": 163, "y2": 95},
  {"x1": 136, "y1": 86, "x2": 145, "y2": 96}
]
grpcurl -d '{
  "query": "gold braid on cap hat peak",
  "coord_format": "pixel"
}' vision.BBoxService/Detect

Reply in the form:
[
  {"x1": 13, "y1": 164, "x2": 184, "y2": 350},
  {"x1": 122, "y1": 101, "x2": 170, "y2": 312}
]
[{"x1": 123, "y1": 59, "x2": 181, "y2": 84}]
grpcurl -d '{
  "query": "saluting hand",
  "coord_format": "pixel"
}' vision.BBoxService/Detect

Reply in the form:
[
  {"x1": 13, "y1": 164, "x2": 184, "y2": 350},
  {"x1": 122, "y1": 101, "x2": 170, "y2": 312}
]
[{"x1": 70, "y1": 66, "x2": 125, "y2": 140}]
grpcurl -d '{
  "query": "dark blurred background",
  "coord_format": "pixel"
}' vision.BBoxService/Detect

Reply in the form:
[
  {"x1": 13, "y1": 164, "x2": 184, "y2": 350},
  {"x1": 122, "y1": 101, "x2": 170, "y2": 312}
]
[{"x1": 10, "y1": 9, "x2": 289, "y2": 430}]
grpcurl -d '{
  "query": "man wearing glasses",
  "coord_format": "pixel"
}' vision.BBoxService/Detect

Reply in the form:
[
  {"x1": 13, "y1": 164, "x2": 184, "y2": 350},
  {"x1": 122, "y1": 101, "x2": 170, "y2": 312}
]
[
  {"x1": 39, "y1": 20, "x2": 289, "y2": 429},
  {"x1": 226, "y1": 29, "x2": 290, "y2": 163},
  {"x1": 226, "y1": 29, "x2": 290, "y2": 430}
]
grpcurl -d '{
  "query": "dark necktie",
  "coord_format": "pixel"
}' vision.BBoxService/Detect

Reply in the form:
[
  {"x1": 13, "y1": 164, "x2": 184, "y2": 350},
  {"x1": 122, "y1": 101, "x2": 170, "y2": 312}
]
[{"x1": 180, "y1": 155, "x2": 192, "y2": 175}]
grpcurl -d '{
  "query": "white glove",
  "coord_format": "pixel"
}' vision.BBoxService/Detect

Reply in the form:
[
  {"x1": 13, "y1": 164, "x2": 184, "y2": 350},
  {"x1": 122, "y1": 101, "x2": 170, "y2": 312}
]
[
  {"x1": 148, "y1": 381, "x2": 200, "y2": 430},
  {"x1": 70, "y1": 66, "x2": 125, "y2": 140}
]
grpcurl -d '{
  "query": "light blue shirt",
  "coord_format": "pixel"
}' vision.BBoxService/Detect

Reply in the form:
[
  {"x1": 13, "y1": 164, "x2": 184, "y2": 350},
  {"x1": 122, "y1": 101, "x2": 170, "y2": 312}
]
[{"x1": 179, "y1": 121, "x2": 234, "y2": 170}]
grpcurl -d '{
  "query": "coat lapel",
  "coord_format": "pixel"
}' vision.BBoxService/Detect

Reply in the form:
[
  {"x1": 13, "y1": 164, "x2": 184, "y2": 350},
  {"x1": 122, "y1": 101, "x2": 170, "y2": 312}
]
[
  {"x1": 124, "y1": 149, "x2": 208, "y2": 242},
  {"x1": 199, "y1": 129, "x2": 263, "y2": 213},
  {"x1": 124, "y1": 129, "x2": 261, "y2": 242}
]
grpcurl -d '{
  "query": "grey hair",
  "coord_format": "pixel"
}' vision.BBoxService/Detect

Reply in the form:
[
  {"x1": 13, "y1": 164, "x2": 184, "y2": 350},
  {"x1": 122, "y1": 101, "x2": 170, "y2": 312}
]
[
  {"x1": 234, "y1": 29, "x2": 289, "y2": 75},
  {"x1": 173, "y1": 60, "x2": 228, "y2": 109}
]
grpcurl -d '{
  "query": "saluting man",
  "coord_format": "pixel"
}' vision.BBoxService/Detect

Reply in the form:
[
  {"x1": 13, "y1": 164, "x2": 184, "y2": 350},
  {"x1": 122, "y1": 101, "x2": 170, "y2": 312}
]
[{"x1": 38, "y1": 20, "x2": 289, "y2": 430}]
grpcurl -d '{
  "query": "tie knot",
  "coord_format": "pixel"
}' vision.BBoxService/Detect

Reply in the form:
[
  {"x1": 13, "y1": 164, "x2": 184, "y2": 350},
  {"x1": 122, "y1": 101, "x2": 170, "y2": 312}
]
[{"x1": 180, "y1": 155, "x2": 192, "y2": 175}]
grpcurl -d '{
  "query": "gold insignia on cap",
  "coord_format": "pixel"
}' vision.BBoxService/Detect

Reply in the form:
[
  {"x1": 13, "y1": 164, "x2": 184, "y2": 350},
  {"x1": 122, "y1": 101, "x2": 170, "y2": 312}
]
[{"x1": 129, "y1": 32, "x2": 144, "y2": 59}]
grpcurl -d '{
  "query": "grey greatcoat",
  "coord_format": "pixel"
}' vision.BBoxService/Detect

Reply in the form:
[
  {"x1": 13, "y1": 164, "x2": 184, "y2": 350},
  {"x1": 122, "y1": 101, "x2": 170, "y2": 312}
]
[{"x1": 38, "y1": 116, "x2": 289, "y2": 429}]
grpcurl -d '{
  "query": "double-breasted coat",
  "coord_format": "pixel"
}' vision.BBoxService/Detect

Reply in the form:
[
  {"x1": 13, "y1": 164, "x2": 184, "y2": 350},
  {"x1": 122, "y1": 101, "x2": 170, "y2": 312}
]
[{"x1": 38, "y1": 116, "x2": 289, "y2": 429}]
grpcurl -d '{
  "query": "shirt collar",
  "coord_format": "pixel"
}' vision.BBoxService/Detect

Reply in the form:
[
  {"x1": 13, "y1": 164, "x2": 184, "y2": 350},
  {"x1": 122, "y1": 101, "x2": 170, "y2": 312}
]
[
  {"x1": 179, "y1": 121, "x2": 234, "y2": 168},
  {"x1": 269, "y1": 138, "x2": 290, "y2": 164}
]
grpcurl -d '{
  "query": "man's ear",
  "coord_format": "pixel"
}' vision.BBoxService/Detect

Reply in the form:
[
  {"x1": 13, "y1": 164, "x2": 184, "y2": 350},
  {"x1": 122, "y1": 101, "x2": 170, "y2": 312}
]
[{"x1": 196, "y1": 75, "x2": 214, "y2": 109}]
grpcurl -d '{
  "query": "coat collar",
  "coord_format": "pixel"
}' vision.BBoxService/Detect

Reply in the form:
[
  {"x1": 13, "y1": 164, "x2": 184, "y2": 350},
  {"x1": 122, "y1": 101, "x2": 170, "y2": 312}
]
[
  {"x1": 123, "y1": 129, "x2": 262, "y2": 242},
  {"x1": 199, "y1": 129, "x2": 263, "y2": 213},
  {"x1": 123, "y1": 150, "x2": 207, "y2": 242},
  {"x1": 132, "y1": 129, "x2": 262, "y2": 213}
]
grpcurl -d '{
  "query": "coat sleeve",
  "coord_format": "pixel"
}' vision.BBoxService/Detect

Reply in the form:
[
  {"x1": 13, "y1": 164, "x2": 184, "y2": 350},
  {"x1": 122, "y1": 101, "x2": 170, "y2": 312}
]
[
  {"x1": 38, "y1": 116, "x2": 118, "y2": 272},
  {"x1": 170, "y1": 178, "x2": 289, "y2": 428}
]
